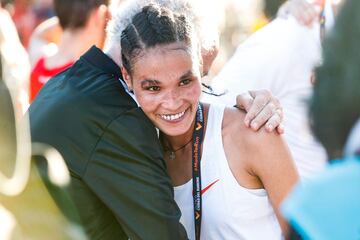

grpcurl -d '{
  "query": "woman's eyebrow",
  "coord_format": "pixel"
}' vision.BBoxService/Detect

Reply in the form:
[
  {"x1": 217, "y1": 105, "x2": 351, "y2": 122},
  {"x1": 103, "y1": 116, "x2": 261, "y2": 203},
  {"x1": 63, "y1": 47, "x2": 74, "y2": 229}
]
[
  {"x1": 140, "y1": 79, "x2": 161, "y2": 87},
  {"x1": 139, "y1": 70, "x2": 194, "y2": 87},
  {"x1": 180, "y1": 70, "x2": 194, "y2": 80}
]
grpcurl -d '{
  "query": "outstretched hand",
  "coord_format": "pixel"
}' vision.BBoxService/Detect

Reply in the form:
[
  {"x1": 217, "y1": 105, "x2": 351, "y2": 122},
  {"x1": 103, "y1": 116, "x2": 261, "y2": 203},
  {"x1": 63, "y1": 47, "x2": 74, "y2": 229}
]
[{"x1": 235, "y1": 90, "x2": 284, "y2": 134}]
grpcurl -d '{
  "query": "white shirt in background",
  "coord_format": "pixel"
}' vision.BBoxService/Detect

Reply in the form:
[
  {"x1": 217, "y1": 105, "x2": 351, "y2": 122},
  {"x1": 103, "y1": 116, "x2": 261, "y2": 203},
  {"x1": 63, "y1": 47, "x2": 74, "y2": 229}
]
[{"x1": 202, "y1": 17, "x2": 327, "y2": 179}]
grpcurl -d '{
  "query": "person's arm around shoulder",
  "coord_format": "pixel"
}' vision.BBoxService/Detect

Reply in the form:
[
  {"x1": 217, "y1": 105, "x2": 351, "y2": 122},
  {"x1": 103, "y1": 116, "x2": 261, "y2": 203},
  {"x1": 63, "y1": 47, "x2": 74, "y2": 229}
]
[
  {"x1": 223, "y1": 107, "x2": 299, "y2": 234},
  {"x1": 235, "y1": 90, "x2": 284, "y2": 134},
  {"x1": 83, "y1": 108, "x2": 187, "y2": 240}
]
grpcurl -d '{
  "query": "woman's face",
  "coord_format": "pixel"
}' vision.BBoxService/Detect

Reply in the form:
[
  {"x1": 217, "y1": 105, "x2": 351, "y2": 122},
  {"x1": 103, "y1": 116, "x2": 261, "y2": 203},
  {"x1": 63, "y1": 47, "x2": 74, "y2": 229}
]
[{"x1": 123, "y1": 43, "x2": 202, "y2": 137}]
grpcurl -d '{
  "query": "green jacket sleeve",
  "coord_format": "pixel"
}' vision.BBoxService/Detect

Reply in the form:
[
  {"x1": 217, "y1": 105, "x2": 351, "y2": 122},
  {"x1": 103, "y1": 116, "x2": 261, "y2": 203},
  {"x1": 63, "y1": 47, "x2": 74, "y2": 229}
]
[{"x1": 83, "y1": 108, "x2": 188, "y2": 240}]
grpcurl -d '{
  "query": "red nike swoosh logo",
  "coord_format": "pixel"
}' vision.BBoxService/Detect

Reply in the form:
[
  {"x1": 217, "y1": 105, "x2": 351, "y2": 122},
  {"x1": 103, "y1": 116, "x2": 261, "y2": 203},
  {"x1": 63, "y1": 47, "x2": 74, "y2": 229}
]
[{"x1": 201, "y1": 179, "x2": 219, "y2": 195}]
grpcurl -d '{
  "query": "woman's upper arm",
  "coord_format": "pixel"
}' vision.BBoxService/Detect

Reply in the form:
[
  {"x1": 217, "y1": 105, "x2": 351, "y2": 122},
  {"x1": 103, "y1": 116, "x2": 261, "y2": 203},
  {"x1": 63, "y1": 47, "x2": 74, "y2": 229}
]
[{"x1": 243, "y1": 130, "x2": 299, "y2": 233}]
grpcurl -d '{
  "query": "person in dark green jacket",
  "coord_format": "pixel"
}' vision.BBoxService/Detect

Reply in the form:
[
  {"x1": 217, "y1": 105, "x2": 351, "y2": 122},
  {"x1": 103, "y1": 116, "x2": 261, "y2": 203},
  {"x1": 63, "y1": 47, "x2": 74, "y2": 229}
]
[{"x1": 30, "y1": 45, "x2": 184, "y2": 239}]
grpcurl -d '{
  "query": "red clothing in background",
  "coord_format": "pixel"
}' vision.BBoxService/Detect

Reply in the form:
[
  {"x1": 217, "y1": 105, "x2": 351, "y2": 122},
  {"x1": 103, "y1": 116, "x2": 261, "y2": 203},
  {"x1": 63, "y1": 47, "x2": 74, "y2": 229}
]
[{"x1": 30, "y1": 57, "x2": 73, "y2": 102}]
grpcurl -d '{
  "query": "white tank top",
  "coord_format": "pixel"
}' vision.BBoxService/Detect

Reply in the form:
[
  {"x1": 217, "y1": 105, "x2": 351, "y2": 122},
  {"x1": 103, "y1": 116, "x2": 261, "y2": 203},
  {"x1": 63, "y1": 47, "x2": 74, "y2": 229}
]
[{"x1": 174, "y1": 104, "x2": 283, "y2": 240}]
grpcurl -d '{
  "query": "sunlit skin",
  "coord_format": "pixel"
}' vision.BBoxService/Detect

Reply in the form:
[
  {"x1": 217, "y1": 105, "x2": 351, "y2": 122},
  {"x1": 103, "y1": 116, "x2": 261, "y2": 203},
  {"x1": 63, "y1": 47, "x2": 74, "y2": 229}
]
[{"x1": 122, "y1": 42, "x2": 202, "y2": 149}]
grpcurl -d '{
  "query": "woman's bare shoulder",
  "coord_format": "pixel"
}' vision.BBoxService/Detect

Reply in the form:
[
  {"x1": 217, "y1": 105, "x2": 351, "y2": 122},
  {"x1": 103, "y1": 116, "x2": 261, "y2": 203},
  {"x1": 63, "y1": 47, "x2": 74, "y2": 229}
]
[
  {"x1": 223, "y1": 106, "x2": 284, "y2": 153},
  {"x1": 222, "y1": 106, "x2": 247, "y2": 133}
]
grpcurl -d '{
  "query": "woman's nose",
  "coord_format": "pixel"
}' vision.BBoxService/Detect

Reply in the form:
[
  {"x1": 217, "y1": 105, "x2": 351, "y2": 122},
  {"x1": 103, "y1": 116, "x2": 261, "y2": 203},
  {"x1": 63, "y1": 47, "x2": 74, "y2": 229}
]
[{"x1": 162, "y1": 89, "x2": 182, "y2": 110}]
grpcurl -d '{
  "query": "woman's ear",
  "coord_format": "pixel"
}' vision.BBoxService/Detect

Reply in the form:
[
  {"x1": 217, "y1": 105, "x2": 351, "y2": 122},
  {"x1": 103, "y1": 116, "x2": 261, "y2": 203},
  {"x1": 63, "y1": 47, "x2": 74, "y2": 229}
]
[{"x1": 121, "y1": 66, "x2": 133, "y2": 90}]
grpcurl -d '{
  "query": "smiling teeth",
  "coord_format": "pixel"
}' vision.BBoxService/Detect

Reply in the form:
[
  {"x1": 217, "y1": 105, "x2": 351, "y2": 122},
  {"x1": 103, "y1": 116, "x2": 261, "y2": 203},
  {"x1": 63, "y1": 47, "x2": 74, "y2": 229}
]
[{"x1": 161, "y1": 110, "x2": 185, "y2": 121}]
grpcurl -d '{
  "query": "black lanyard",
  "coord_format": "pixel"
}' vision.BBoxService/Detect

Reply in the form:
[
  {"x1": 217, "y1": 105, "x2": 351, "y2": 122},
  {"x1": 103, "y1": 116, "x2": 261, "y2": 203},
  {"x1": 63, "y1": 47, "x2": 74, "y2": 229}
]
[{"x1": 192, "y1": 103, "x2": 204, "y2": 240}]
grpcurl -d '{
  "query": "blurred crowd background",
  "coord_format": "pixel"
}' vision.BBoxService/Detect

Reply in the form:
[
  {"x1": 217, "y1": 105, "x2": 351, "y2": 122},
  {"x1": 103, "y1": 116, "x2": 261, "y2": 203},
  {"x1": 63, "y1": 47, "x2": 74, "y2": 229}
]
[
  {"x1": 0, "y1": 2, "x2": 290, "y2": 239},
  {"x1": 1, "y1": 0, "x2": 54, "y2": 48},
  {"x1": 0, "y1": 0, "x2": 287, "y2": 116},
  {"x1": 0, "y1": 0, "x2": 286, "y2": 87},
  {"x1": 1, "y1": 0, "x2": 358, "y2": 239}
]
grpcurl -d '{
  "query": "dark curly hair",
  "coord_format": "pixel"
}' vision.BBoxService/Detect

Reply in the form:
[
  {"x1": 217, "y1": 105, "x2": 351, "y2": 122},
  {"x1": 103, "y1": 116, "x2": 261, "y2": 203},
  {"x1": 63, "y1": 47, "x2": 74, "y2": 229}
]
[{"x1": 310, "y1": 0, "x2": 360, "y2": 160}]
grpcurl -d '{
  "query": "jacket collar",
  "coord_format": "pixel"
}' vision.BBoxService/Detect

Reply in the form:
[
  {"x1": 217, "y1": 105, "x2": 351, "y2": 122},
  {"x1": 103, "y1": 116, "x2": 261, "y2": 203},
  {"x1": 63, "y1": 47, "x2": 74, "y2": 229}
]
[{"x1": 81, "y1": 46, "x2": 123, "y2": 80}]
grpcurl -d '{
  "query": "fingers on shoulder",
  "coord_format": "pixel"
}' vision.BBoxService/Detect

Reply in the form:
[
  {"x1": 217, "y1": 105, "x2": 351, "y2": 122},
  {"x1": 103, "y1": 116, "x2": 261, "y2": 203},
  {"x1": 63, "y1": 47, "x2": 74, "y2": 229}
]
[
  {"x1": 223, "y1": 106, "x2": 286, "y2": 153},
  {"x1": 223, "y1": 107, "x2": 247, "y2": 131}
]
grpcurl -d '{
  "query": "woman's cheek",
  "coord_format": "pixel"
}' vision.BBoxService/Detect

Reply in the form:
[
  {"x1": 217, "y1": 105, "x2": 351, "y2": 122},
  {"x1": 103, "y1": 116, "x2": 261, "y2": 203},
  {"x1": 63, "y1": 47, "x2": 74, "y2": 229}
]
[
  {"x1": 137, "y1": 92, "x2": 163, "y2": 110},
  {"x1": 186, "y1": 83, "x2": 202, "y2": 100}
]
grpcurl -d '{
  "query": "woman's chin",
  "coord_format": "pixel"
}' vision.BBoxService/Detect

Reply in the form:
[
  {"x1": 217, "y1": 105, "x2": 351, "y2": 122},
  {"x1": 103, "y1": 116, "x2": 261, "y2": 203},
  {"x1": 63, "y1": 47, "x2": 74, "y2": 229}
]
[{"x1": 159, "y1": 126, "x2": 190, "y2": 137}]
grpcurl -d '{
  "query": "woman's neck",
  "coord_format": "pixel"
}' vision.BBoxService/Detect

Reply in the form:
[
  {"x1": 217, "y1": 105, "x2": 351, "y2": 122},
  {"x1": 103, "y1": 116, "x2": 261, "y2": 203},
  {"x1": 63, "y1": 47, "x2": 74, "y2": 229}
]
[{"x1": 160, "y1": 122, "x2": 195, "y2": 186}]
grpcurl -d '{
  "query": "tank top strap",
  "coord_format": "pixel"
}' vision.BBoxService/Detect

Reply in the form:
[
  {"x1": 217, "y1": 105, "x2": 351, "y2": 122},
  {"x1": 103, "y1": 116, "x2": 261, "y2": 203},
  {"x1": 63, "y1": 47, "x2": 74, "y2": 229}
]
[
  {"x1": 203, "y1": 104, "x2": 225, "y2": 152},
  {"x1": 202, "y1": 104, "x2": 225, "y2": 169}
]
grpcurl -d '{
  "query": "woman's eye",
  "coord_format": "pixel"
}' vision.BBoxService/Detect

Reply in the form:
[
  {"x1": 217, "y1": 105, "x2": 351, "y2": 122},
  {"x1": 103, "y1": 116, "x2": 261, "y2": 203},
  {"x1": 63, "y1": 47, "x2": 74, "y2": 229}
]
[
  {"x1": 179, "y1": 79, "x2": 191, "y2": 86},
  {"x1": 147, "y1": 86, "x2": 160, "y2": 91}
]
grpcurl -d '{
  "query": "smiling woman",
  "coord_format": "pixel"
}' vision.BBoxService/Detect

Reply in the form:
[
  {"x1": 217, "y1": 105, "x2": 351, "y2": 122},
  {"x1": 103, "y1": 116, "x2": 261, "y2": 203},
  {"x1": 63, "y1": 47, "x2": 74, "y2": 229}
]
[
  {"x1": 120, "y1": 4, "x2": 202, "y2": 141},
  {"x1": 123, "y1": 44, "x2": 201, "y2": 138},
  {"x1": 119, "y1": 4, "x2": 299, "y2": 240}
]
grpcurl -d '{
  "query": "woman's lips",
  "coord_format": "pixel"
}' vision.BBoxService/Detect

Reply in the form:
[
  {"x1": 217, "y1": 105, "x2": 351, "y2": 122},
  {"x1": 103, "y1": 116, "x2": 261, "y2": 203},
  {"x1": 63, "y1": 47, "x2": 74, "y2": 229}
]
[{"x1": 158, "y1": 108, "x2": 188, "y2": 122}]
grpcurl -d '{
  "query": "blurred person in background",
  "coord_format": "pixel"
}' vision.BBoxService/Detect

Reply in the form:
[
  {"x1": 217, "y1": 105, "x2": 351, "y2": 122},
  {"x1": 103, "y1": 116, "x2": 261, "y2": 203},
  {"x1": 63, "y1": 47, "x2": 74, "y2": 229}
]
[
  {"x1": 7, "y1": 0, "x2": 37, "y2": 48},
  {"x1": 31, "y1": 0, "x2": 54, "y2": 22},
  {"x1": 28, "y1": 0, "x2": 285, "y2": 238},
  {"x1": 251, "y1": 0, "x2": 287, "y2": 32},
  {"x1": 212, "y1": 0, "x2": 287, "y2": 70},
  {"x1": 0, "y1": 48, "x2": 17, "y2": 199},
  {"x1": 28, "y1": 0, "x2": 110, "y2": 102},
  {"x1": 264, "y1": 0, "x2": 287, "y2": 20},
  {"x1": 278, "y1": 0, "x2": 344, "y2": 27},
  {"x1": 0, "y1": 51, "x2": 22, "y2": 240},
  {"x1": 0, "y1": 2, "x2": 30, "y2": 116},
  {"x1": 282, "y1": 0, "x2": 360, "y2": 238},
  {"x1": 3, "y1": 0, "x2": 53, "y2": 48},
  {"x1": 202, "y1": 0, "x2": 347, "y2": 179}
]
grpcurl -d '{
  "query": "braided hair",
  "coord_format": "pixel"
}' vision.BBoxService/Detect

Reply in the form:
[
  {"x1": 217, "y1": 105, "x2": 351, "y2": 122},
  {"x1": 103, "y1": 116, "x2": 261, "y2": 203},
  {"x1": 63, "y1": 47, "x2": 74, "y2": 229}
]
[{"x1": 120, "y1": 4, "x2": 196, "y2": 75}]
